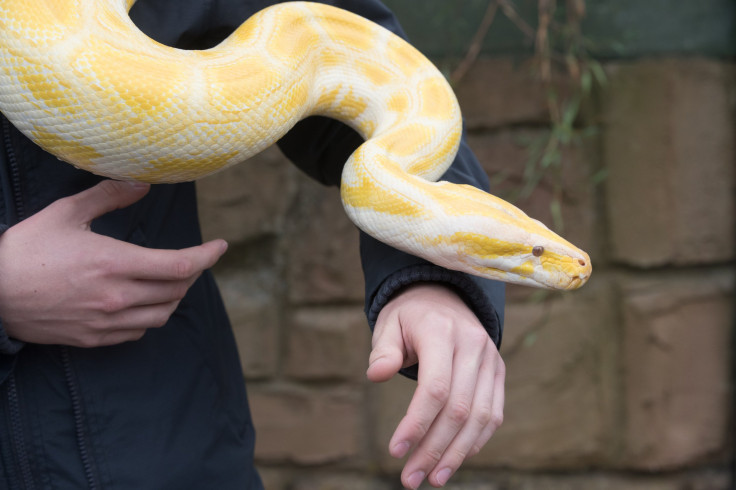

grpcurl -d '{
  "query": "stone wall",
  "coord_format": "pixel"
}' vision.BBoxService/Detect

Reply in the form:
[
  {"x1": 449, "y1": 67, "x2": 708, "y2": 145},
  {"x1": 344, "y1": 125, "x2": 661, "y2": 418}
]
[{"x1": 195, "y1": 17, "x2": 735, "y2": 490}]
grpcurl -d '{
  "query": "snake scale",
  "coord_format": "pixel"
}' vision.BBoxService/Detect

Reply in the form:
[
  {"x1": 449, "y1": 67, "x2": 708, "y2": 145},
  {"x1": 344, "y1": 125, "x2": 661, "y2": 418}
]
[{"x1": 0, "y1": 0, "x2": 591, "y2": 290}]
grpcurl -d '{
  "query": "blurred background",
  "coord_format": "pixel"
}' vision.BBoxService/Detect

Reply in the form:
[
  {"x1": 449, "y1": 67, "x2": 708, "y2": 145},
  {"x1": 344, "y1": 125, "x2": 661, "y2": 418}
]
[{"x1": 196, "y1": 0, "x2": 735, "y2": 488}]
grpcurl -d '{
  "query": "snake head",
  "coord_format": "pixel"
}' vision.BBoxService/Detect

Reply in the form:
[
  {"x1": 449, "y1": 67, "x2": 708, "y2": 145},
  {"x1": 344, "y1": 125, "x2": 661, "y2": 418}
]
[
  {"x1": 447, "y1": 228, "x2": 592, "y2": 290},
  {"x1": 424, "y1": 184, "x2": 593, "y2": 290},
  {"x1": 519, "y1": 240, "x2": 592, "y2": 290}
]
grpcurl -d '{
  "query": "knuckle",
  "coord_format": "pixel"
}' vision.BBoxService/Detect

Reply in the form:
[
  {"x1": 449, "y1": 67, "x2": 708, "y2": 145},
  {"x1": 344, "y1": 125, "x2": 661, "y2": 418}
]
[
  {"x1": 99, "y1": 292, "x2": 125, "y2": 313},
  {"x1": 423, "y1": 446, "x2": 444, "y2": 466},
  {"x1": 173, "y1": 258, "x2": 194, "y2": 279},
  {"x1": 97, "y1": 180, "x2": 122, "y2": 198},
  {"x1": 496, "y1": 358, "x2": 507, "y2": 376},
  {"x1": 447, "y1": 400, "x2": 471, "y2": 425},
  {"x1": 467, "y1": 444, "x2": 481, "y2": 458},
  {"x1": 93, "y1": 252, "x2": 119, "y2": 276},
  {"x1": 402, "y1": 414, "x2": 431, "y2": 440},
  {"x1": 426, "y1": 380, "x2": 451, "y2": 405},
  {"x1": 446, "y1": 446, "x2": 469, "y2": 465},
  {"x1": 431, "y1": 311, "x2": 456, "y2": 333},
  {"x1": 467, "y1": 325, "x2": 489, "y2": 343},
  {"x1": 474, "y1": 405, "x2": 494, "y2": 427},
  {"x1": 491, "y1": 411, "x2": 504, "y2": 429}
]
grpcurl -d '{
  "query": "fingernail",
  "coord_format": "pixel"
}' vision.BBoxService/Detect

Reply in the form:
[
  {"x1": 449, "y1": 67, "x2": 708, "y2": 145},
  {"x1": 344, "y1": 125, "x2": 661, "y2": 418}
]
[
  {"x1": 436, "y1": 467, "x2": 452, "y2": 486},
  {"x1": 391, "y1": 441, "x2": 410, "y2": 458},
  {"x1": 407, "y1": 471, "x2": 425, "y2": 490},
  {"x1": 218, "y1": 240, "x2": 229, "y2": 254}
]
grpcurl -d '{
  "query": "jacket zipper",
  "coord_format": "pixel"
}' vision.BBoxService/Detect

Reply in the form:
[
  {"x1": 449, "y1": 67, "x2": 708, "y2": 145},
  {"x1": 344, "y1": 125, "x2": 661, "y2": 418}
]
[
  {"x1": 61, "y1": 347, "x2": 100, "y2": 490},
  {"x1": 2, "y1": 118, "x2": 99, "y2": 489},
  {"x1": 1, "y1": 115, "x2": 24, "y2": 224},
  {"x1": 1, "y1": 115, "x2": 35, "y2": 490},
  {"x1": 6, "y1": 376, "x2": 34, "y2": 490}
]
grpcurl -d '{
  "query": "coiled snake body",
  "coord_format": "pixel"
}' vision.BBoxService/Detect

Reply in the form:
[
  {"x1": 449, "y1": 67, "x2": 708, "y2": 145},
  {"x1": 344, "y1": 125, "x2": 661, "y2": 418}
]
[{"x1": 0, "y1": 0, "x2": 591, "y2": 289}]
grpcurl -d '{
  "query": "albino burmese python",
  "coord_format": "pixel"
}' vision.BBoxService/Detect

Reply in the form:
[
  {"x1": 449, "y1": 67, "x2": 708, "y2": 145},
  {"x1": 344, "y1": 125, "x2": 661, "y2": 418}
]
[{"x1": 0, "y1": 0, "x2": 591, "y2": 289}]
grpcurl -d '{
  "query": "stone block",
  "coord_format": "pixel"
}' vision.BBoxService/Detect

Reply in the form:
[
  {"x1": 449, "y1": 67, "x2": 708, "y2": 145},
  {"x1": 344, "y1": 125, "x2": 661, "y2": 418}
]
[
  {"x1": 454, "y1": 57, "x2": 569, "y2": 130},
  {"x1": 467, "y1": 129, "x2": 599, "y2": 270},
  {"x1": 292, "y1": 473, "x2": 391, "y2": 490},
  {"x1": 449, "y1": 470, "x2": 732, "y2": 490},
  {"x1": 255, "y1": 467, "x2": 290, "y2": 490},
  {"x1": 285, "y1": 178, "x2": 364, "y2": 304},
  {"x1": 285, "y1": 306, "x2": 371, "y2": 381},
  {"x1": 250, "y1": 385, "x2": 363, "y2": 464},
  {"x1": 196, "y1": 145, "x2": 296, "y2": 244},
  {"x1": 473, "y1": 278, "x2": 619, "y2": 469},
  {"x1": 369, "y1": 374, "x2": 414, "y2": 472},
  {"x1": 601, "y1": 58, "x2": 735, "y2": 267},
  {"x1": 371, "y1": 277, "x2": 619, "y2": 471},
  {"x1": 618, "y1": 269, "x2": 734, "y2": 470},
  {"x1": 214, "y1": 268, "x2": 280, "y2": 379}
]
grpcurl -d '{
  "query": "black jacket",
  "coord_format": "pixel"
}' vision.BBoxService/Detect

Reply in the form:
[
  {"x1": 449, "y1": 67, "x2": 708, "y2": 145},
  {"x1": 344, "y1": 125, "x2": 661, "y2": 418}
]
[{"x1": 0, "y1": 1, "x2": 504, "y2": 488}]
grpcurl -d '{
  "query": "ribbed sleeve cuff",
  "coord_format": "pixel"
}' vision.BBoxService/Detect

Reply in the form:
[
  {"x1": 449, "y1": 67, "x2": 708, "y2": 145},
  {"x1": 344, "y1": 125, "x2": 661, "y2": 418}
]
[{"x1": 366, "y1": 264, "x2": 502, "y2": 380}]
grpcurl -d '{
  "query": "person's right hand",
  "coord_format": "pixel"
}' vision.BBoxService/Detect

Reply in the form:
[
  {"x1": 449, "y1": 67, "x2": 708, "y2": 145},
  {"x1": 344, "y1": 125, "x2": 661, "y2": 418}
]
[{"x1": 0, "y1": 179, "x2": 227, "y2": 347}]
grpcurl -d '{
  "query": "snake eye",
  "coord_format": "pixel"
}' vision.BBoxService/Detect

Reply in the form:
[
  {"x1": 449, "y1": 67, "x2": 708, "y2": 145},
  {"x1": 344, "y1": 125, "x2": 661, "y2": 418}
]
[{"x1": 532, "y1": 246, "x2": 544, "y2": 257}]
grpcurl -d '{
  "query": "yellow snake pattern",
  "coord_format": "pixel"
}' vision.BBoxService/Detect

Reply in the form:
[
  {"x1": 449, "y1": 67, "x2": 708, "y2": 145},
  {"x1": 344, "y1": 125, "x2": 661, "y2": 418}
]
[{"x1": 0, "y1": 0, "x2": 591, "y2": 289}]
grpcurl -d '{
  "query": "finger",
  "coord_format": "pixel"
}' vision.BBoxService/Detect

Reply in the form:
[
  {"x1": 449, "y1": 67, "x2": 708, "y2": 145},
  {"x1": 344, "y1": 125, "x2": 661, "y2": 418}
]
[
  {"x1": 77, "y1": 301, "x2": 183, "y2": 348},
  {"x1": 389, "y1": 330, "x2": 453, "y2": 460},
  {"x1": 401, "y1": 339, "x2": 484, "y2": 488},
  {"x1": 467, "y1": 356, "x2": 505, "y2": 458},
  {"x1": 117, "y1": 277, "x2": 198, "y2": 308},
  {"x1": 64, "y1": 180, "x2": 151, "y2": 224},
  {"x1": 112, "y1": 239, "x2": 227, "y2": 281},
  {"x1": 93, "y1": 328, "x2": 148, "y2": 347},
  {"x1": 426, "y1": 347, "x2": 499, "y2": 487},
  {"x1": 366, "y1": 312, "x2": 407, "y2": 383},
  {"x1": 106, "y1": 300, "x2": 180, "y2": 331}
]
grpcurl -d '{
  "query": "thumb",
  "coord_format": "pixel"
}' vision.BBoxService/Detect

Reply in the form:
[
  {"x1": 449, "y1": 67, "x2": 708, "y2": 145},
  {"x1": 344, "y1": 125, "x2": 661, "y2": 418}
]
[
  {"x1": 67, "y1": 180, "x2": 151, "y2": 224},
  {"x1": 366, "y1": 316, "x2": 406, "y2": 383}
]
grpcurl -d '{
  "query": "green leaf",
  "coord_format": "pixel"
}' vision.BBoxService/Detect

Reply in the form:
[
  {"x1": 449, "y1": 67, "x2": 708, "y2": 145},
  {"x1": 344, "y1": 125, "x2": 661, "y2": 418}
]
[
  {"x1": 523, "y1": 332, "x2": 538, "y2": 347},
  {"x1": 550, "y1": 198, "x2": 564, "y2": 232},
  {"x1": 561, "y1": 96, "x2": 581, "y2": 127},
  {"x1": 590, "y1": 61, "x2": 608, "y2": 86},
  {"x1": 591, "y1": 168, "x2": 609, "y2": 185},
  {"x1": 580, "y1": 69, "x2": 593, "y2": 94}
]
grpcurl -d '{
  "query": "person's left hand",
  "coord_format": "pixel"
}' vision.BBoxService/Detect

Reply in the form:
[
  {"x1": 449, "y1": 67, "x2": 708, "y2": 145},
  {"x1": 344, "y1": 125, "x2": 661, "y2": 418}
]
[{"x1": 367, "y1": 283, "x2": 505, "y2": 489}]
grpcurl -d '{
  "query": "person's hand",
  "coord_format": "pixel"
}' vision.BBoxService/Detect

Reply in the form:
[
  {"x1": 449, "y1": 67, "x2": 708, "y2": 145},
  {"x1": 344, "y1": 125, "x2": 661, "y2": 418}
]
[
  {"x1": 367, "y1": 283, "x2": 505, "y2": 489},
  {"x1": 0, "y1": 179, "x2": 227, "y2": 347}
]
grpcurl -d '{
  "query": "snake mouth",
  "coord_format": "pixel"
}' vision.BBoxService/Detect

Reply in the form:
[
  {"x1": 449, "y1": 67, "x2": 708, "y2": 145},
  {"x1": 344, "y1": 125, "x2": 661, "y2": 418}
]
[
  {"x1": 565, "y1": 276, "x2": 584, "y2": 290},
  {"x1": 564, "y1": 261, "x2": 592, "y2": 290}
]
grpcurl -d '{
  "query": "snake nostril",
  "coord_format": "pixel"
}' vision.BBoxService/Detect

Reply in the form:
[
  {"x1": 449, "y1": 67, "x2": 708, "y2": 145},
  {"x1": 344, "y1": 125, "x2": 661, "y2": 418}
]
[{"x1": 578, "y1": 259, "x2": 586, "y2": 267}]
